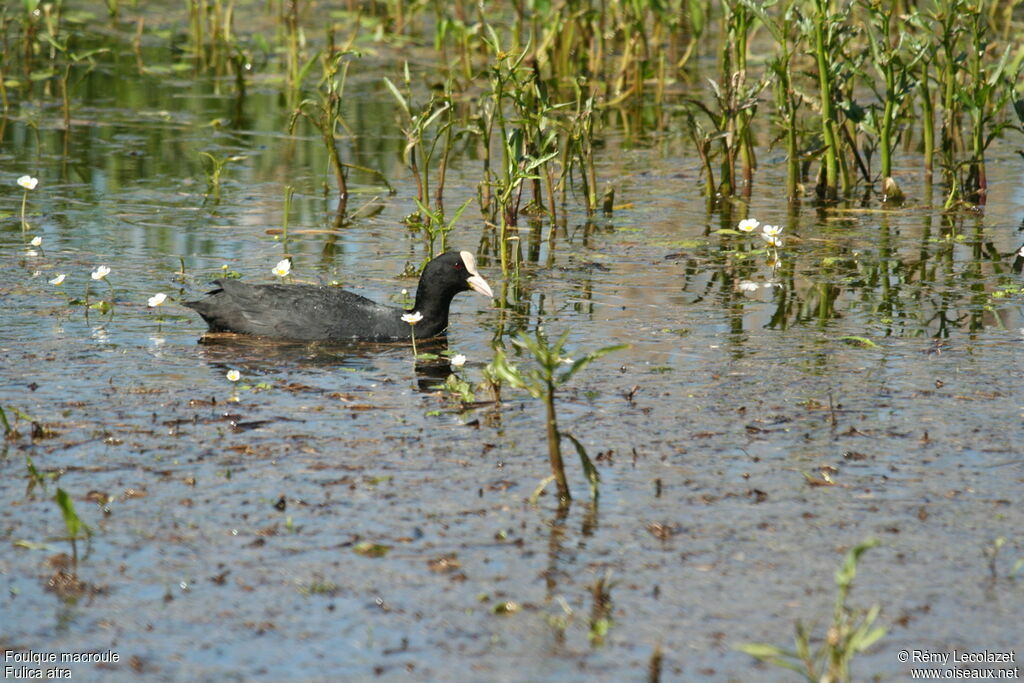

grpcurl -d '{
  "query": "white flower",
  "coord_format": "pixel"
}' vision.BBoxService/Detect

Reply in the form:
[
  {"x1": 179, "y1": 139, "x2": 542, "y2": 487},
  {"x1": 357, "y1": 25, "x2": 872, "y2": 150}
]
[
  {"x1": 761, "y1": 226, "x2": 783, "y2": 247},
  {"x1": 17, "y1": 175, "x2": 38, "y2": 190},
  {"x1": 450, "y1": 354, "x2": 467, "y2": 367},
  {"x1": 25, "y1": 250, "x2": 38, "y2": 257},
  {"x1": 738, "y1": 281, "x2": 759, "y2": 292},
  {"x1": 401, "y1": 311, "x2": 423, "y2": 325},
  {"x1": 91, "y1": 265, "x2": 111, "y2": 280},
  {"x1": 30, "y1": 236, "x2": 42, "y2": 247},
  {"x1": 401, "y1": 288, "x2": 408, "y2": 295},
  {"x1": 226, "y1": 369, "x2": 241, "y2": 382},
  {"x1": 49, "y1": 273, "x2": 66, "y2": 286},
  {"x1": 148, "y1": 292, "x2": 167, "y2": 307},
  {"x1": 1018, "y1": 246, "x2": 1024, "y2": 257},
  {"x1": 272, "y1": 258, "x2": 291, "y2": 277},
  {"x1": 737, "y1": 218, "x2": 760, "y2": 233}
]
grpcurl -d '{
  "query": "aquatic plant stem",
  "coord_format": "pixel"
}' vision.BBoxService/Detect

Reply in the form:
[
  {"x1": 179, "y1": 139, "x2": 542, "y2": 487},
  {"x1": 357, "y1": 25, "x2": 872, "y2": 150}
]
[
  {"x1": 410, "y1": 326, "x2": 418, "y2": 358},
  {"x1": 20, "y1": 189, "x2": 29, "y2": 232},
  {"x1": 920, "y1": 62, "x2": 935, "y2": 178},
  {"x1": 544, "y1": 380, "x2": 570, "y2": 503},
  {"x1": 282, "y1": 185, "x2": 293, "y2": 256},
  {"x1": 812, "y1": 0, "x2": 839, "y2": 199}
]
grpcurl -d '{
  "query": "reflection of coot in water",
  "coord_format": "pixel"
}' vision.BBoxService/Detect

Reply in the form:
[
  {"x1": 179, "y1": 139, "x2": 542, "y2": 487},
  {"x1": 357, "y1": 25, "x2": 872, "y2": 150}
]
[
  {"x1": 185, "y1": 251, "x2": 493, "y2": 342},
  {"x1": 195, "y1": 335, "x2": 457, "y2": 394}
]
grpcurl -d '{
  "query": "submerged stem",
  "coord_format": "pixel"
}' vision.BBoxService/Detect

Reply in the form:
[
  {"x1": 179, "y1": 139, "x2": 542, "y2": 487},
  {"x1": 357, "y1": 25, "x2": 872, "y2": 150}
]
[{"x1": 545, "y1": 381, "x2": 570, "y2": 503}]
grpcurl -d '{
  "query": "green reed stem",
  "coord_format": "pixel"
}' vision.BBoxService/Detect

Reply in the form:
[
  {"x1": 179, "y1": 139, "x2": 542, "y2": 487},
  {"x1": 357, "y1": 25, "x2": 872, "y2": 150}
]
[
  {"x1": 920, "y1": 61, "x2": 935, "y2": 178},
  {"x1": 812, "y1": 0, "x2": 839, "y2": 198}
]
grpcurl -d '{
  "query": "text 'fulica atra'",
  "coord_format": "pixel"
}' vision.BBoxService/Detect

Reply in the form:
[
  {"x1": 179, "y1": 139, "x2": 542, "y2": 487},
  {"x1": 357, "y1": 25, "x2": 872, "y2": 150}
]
[{"x1": 185, "y1": 251, "x2": 493, "y2": 342}]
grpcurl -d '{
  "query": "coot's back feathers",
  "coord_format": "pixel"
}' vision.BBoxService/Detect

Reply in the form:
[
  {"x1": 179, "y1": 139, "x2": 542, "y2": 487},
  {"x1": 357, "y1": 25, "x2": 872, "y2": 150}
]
[{"x1": 185, "y1": 251, "x2": 493, "y2": 342}]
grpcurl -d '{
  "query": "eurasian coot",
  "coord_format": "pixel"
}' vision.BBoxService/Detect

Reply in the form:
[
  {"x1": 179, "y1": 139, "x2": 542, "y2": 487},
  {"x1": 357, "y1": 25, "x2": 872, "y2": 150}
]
[{"x1": 185, "y1": 251, "x2": 493, "y2": 341}]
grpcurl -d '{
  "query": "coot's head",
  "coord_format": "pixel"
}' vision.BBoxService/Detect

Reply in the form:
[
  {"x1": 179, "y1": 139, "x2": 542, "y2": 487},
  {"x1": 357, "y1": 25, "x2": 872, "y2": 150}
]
[{"x1": 420, "y1": 251, "x2": 494, "y2": 300}]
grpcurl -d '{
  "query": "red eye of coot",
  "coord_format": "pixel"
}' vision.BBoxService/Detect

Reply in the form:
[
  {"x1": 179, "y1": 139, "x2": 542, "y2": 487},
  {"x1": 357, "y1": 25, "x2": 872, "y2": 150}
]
[{"x1": 455, "y1": 262, "x2": 463, "y2": 269}]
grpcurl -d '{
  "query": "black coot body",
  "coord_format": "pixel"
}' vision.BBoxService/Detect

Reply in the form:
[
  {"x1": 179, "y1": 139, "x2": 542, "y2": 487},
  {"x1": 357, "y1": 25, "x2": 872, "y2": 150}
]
[{"x1": 185, "y1": 251, "x2": 493, "y2": 342}]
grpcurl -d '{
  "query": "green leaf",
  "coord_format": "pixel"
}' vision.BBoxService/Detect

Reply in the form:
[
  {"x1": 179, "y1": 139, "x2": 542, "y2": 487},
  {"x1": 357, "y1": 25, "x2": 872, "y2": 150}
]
[
  {"x1": 557, "y1": 344, "x2": 630, "y2": 385},
  {"x1": 54, "y1": 488, "x2": 90, "y2": 540},
  {"x1": 735, "y1": 643, "x2": 793, "y2": 659},
  {"x1": 419, "y1": 101, "x2": 451, "y2": 131},
  {"x1": 296, "y1": 50, "x2": 322, "y2": 88},
  {"x1": 523, "y1": 149, "x2": 560, "y2": 172},
  {"x1": 836, "y1": 538, "x2": 880, "y2": 588},
  {"x1": 529, "y1": 476, "x2": 556, "y2": 505},
  {"x1": 734, "y1": 643, "x2": 806, "y2": 673},
  {"x1": 852, "y1": 624, "x2": 887, "y2": 652},
  {"x1": 564, "y1": 433, "x2": 600, "y2": 502},
  {"x1": 382, "y1": 76, "x2": 410, "y2": 116},
  {"x1": 13, "y1": 540, "x2": 52, "y2": 550},
  {"x1": 488, "y1": 349, "x2": 534, "y2": 394},
  {"x1": 447, "y1": 197, "x2": 474, "y2": 229}
]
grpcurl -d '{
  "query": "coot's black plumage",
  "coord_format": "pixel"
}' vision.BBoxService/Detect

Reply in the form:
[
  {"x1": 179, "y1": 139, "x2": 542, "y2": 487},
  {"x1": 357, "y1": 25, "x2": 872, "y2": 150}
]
[{"x1": 185, "y1": 251, "x2": 493, "y2": 342}]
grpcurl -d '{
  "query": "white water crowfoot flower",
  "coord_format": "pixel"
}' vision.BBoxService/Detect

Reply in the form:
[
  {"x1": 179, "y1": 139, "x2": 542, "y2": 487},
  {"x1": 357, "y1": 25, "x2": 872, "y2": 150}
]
[
  {"x1": 149, "y1": 292, "x2": 169, "y2": 330},
  {"x1": 18, "y1": 177, "x2": 38, "y2": 232},
  {"x1": 402, "y1": 311, "x2": 424, "y2": 358},
  {"x1": 85, "y1": 266, "x2": 115, "y2": 315},
  {"x1": 738, "y1": 281, "x2": 760, "y2": 292},
  {"x1": 25, "y1": 235, "x2": 43, "y2": 258},
  {"x1": 272, "y1": 258, "x2": 291, "y2": 278},
  {"x1": 737, "y1": 218, "x2": 760, "y2": 233},
  {"x1": 761, "y1": 225, "x2": 784, "y2": 250},
  {"x1": 450, "y1": 354, "x2": 467, "y2": 368},
  {"x1": 226, "y1": 369, "x2": 241, "y2": 382},
  {"x1": 49, "y1": 273, "x2": 66, "y2": 286}
]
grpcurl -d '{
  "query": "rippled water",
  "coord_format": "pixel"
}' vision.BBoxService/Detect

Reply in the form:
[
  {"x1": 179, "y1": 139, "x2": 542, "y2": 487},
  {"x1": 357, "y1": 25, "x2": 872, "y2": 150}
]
[{"x1": 2, "y1": 15, "x2": 1024, "y2": 681}]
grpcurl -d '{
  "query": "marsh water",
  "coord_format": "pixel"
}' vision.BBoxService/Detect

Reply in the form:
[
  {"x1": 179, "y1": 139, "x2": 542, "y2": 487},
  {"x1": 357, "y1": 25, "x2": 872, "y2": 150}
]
[{"x1": 2, "y1": 9, "x2": 1024, "y2": 682}]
